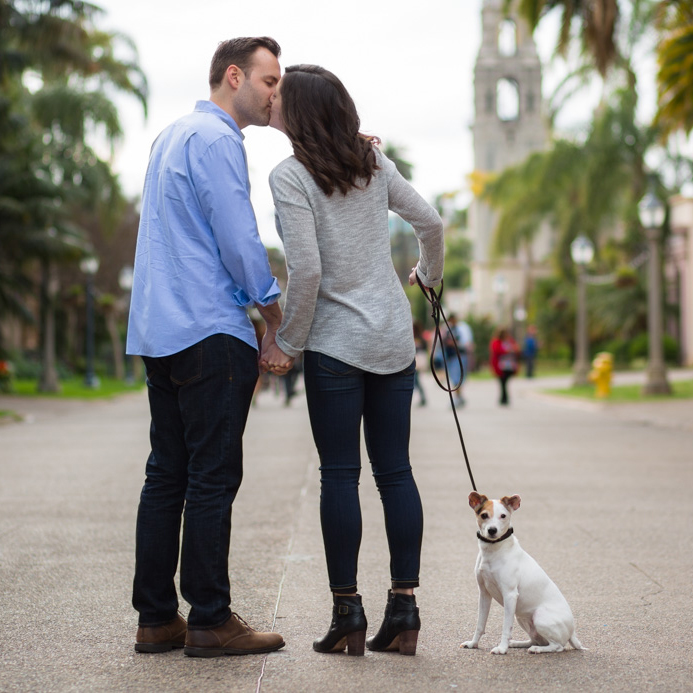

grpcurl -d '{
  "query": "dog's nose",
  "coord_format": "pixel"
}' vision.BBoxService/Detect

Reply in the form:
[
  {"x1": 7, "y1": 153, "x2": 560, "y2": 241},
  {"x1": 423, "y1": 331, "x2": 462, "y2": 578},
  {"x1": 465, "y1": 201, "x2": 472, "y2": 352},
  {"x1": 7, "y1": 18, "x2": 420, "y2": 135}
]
[{"x1": 488, "y1": 527, "x2": 497, "y2": 536}]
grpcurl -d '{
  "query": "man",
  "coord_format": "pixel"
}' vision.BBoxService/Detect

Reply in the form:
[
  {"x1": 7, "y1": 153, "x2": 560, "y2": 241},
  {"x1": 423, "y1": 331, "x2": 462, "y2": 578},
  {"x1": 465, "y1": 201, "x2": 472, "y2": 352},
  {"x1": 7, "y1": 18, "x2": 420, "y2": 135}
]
[
  {"x1": 443, "y1": 313, "x2": 474, "y2": 407},
  {"x1": 127, "y1": 37, "x2": 288, "y2": 658},
  {"x1": 523, "y1": 324, "x2": 539, "y2": 378}
]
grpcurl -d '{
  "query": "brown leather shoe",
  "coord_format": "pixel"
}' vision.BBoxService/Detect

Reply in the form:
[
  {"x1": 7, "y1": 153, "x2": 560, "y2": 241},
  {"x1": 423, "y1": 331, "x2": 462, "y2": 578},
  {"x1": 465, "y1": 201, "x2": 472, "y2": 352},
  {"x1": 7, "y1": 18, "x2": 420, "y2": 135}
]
[
  {"x1": 135, "y1": 613, "x2": 187, "y2": 653},
  {"x1": 184, "y1": 612, "x2": 285, "y2": 657}
]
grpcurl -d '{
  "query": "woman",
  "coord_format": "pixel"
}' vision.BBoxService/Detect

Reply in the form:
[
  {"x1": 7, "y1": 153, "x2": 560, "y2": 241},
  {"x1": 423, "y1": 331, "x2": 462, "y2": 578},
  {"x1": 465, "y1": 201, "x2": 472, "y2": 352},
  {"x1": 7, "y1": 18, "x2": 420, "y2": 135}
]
[
  {"x1": 263, "y1": 65, "x2": 444, "y2": 656},
  {"x1": 490, "y1": 328, "x2": 520, "y2": 406}
]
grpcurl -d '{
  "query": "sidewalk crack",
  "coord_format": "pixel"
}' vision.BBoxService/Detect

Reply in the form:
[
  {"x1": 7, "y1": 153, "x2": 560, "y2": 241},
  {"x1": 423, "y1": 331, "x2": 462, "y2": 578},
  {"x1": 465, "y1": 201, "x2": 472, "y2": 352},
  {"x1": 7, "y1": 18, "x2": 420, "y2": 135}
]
[
  {"x1": 256, "y1": 458, "x2": 314, "y2": 692},
  {"x1": 630, "y1": 562, "x2": 664, "y2": 607}
]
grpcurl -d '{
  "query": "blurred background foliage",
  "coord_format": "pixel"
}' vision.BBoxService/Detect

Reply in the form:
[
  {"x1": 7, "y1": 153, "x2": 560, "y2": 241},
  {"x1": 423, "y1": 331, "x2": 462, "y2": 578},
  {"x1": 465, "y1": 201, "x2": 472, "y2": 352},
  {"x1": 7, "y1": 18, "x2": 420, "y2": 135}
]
[{"x1": 1, "y1": 1, "x2": 693, "y2": 391}]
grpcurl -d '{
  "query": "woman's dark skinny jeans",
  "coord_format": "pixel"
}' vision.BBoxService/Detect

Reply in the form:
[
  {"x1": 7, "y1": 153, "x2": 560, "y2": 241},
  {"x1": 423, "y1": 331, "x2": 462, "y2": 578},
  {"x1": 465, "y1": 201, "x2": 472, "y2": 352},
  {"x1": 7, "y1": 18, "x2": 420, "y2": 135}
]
[{"x1": 303, "y1": 351, "x2": 423, "y2": 594}]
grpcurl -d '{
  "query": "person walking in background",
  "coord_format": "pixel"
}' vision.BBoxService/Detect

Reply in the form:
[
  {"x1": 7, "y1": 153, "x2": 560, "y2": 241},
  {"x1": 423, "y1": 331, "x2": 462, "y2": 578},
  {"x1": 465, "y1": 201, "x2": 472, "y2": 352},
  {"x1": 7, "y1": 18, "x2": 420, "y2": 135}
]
[
  {"x1": 442, "y1": 313, "x2": 474, "y2": 407},
  {"x1": 282, "y1": 352, "x2": 303, "y2": 406},
  {"x1": 413, "y1": 320, "x2": 428, "y2": 407},
  {"x1": 523, "y1": 324, "x2": 539, "y2": 378},
  {"x1": 262, "y1": 64, "x2": 445, "y2": 656},
  {"x1": 126, "y1": 37, "x2": 287, "y2": 658},
  {"x1": 490, "y1": 328, "x2": 520, "y2": 406}
]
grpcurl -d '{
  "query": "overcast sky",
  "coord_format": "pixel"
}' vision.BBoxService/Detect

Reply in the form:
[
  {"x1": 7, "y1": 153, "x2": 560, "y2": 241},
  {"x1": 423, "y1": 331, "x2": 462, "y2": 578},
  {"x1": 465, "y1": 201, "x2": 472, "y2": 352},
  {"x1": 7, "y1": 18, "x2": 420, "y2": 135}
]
[{"x1": 94, "y1": 0, "x2": 588, "y2": 247}]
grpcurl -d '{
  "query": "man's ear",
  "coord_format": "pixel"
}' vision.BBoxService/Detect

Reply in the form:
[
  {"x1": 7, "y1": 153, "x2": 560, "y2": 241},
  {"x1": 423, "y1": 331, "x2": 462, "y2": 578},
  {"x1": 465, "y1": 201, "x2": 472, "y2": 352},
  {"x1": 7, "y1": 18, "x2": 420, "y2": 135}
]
[{"x1": 226, "y1": 64, "x2": 243, "y2": 89}]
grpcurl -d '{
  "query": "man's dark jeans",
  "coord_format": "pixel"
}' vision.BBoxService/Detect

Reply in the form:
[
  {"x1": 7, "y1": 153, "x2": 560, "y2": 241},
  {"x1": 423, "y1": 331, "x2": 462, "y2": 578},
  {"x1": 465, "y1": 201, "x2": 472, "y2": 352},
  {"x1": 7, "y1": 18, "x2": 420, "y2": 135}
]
[
  {"x1": 303, "y1": 351, "x2": 423, "y2": 594},
  {"x1": 132, "y1": 334, "x2": 258, "y2": 628}
]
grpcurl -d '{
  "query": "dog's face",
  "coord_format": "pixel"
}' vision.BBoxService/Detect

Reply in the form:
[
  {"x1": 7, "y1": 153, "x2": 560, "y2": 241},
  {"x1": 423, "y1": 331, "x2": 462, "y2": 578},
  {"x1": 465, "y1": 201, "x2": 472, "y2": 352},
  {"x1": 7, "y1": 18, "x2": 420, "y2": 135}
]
[{"x1": 468, "y1": 492, "x2": 521, "y2": 541}]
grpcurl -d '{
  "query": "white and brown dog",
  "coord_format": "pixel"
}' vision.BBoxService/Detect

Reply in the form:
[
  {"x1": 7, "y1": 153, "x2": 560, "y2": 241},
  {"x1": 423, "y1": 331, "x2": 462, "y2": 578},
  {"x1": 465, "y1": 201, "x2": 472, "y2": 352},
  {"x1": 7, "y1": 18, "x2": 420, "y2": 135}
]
[{"x1": 461, "y1": 492, "x2": 584, "y2": 654}]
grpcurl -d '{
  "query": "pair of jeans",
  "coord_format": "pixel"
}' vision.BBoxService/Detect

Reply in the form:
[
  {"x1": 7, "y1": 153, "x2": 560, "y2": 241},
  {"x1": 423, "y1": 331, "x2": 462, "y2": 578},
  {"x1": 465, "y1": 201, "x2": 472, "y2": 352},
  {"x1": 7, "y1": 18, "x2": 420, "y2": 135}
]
[
  {"x1": 443, "y1": 348, "x2": 467, "y2": 394},
  {"x1": 132, "y1": 333, "x2": 258, "y2": 628},
  {"x1": 498, "y1": 370, "x2": 513, "y2": 404},
  {"x1": 302, "y1": 351, "x2": 423, "y2": 593}
]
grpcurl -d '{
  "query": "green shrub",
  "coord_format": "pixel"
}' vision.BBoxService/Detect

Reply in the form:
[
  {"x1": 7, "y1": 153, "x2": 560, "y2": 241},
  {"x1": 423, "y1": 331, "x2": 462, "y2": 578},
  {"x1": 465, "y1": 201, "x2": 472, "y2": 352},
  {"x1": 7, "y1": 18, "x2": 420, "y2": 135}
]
[
  {"x1": 8, "y1": 352, "x2": 42, "y2": 379},
  {"x1": 627, "y1": 333, "x2": 679, "y2": 364},
  {"x1": 599, "y1": 339, "x2": 630, "y2": 365}
]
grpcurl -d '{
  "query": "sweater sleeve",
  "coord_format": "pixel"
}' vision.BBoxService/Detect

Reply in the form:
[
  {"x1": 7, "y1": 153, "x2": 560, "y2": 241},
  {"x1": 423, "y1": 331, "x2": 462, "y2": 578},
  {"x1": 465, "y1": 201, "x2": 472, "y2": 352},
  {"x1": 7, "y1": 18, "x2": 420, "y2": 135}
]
[
  {"x1": 383, "y1": 154, "x2": 445, "y2": 287},
  {"x1": 269, "y1": 166, "x2": 322, "y2": 358}
]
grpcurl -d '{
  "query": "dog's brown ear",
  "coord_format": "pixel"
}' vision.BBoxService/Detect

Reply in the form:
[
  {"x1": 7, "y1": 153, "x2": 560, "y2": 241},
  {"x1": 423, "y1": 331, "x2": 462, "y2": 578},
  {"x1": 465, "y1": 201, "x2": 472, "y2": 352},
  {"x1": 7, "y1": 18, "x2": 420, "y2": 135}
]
[
  {"x1": 469, "y1": 492, "x2": 488, "y2": 510},
  {"x1": 501, "y1": 495, "x2": 521, "y2": 512}
]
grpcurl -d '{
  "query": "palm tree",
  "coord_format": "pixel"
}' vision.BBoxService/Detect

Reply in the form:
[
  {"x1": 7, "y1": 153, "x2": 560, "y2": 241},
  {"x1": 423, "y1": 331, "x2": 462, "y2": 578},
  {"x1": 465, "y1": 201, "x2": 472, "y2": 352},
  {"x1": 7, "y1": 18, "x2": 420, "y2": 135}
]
[
  {"x1": 497, "y1": 1, "x2": 686, "y2": 361},
  {"x1": 653, "y1": 0, "x2": 693, "y2": 139},
  {"x1": 0, "y1": 0, "x2": 147, "y2": 388},
  {"x1": 507, "y1": 0, "x2": 620, "y2": 77},
  {"x1": 483, "y1": 91, "x2": 651, "y2": 277}
]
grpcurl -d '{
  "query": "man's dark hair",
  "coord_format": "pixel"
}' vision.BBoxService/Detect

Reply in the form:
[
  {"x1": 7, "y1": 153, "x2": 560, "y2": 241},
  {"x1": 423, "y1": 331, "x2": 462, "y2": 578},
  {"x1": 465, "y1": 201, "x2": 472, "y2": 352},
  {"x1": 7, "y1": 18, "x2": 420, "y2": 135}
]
[{"x1": 209, "y1": 37, "x2": 281, "y2": 88}]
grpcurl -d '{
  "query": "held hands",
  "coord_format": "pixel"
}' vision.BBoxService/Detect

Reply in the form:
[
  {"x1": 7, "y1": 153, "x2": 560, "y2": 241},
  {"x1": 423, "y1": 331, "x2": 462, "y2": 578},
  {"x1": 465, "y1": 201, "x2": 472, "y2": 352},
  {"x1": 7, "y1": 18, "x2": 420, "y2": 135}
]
[{"x1": 259, "y1": 331, "x2": 294, "y2": 376}]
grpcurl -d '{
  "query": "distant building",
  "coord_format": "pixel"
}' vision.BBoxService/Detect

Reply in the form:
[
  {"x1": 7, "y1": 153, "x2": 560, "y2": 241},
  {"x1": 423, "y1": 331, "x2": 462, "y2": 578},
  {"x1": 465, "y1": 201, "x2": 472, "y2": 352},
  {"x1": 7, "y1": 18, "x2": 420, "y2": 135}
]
[{"x1": 467, "y1": 0, "x2": 553, "y2": 324}]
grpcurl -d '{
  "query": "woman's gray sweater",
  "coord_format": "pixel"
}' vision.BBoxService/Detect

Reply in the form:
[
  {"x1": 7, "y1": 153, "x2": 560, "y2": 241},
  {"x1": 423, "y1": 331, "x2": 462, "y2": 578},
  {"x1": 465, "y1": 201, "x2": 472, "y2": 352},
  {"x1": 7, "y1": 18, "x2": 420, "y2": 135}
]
[{"x1": 269, "y1": 148, "x2": 444, "y2": 374}]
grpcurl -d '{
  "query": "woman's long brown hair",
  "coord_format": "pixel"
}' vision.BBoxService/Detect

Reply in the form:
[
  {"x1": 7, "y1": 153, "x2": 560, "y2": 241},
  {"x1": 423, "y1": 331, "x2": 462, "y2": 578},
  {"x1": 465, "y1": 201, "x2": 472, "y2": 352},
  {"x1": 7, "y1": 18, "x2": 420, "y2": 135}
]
[{"x1": 280, "y1": 64, "x2": 379, "y2": 196}]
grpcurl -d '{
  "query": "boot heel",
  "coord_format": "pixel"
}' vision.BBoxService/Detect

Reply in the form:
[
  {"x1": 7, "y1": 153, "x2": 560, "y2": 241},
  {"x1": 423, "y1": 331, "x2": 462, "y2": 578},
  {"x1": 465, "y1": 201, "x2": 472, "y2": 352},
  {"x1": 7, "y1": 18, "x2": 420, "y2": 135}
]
[
  {"x1": 313, "y1": 594, "x2": 367, "y2": 655},
  {"x1": 366, "y1": 591, "x2": 421, "y2": 653},
  {"x1": 346, "y1": 630, "x2": 366, "y2": 656},
  {"x1": 398, "y1": 629, "x2": 418, "y2": 656}
]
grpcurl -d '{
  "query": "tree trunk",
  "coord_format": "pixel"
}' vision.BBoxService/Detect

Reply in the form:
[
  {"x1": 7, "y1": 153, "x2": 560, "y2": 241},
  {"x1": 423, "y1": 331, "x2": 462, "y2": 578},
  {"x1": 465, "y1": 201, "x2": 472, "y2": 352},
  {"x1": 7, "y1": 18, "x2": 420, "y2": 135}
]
[
  {"x1": 104, "y1": 307, "x2": 124, "y2": 380},
  {"x1": 64, "y1": 298, "x2": 80, "y2": 367},
  {"x1": 38, "y1": 259, "x2": 61, "y2": 393}
]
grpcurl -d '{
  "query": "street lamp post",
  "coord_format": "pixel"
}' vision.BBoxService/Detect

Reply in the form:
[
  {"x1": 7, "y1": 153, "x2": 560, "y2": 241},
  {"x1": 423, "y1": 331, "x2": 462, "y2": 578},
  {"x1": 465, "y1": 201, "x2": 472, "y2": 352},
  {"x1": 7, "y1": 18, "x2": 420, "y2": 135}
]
[
  {"x1": 638, "y1": 190, "x2": 672, "y2": 395},
  {"x1": 513, "y1": 304, "x2": 527, "y2": 344},
  {"x1": 492, "y1": 274, "x2": 508, "y2": 325},
  {"x1": 118, "y1": 265, "x2": 134, "y2": 384},
  {"x1": 570, "y1": 235, "x2": 594, "y2": 387},
  {"x1": 80, "y1": 256, "x2": 100, "y2": 389}
]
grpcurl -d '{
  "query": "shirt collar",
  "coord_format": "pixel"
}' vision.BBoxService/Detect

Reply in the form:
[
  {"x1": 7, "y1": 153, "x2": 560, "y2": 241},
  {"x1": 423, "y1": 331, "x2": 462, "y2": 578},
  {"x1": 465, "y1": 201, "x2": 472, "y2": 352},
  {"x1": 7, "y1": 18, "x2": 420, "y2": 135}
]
[{"x1": 194, "y1": 100, "x2": 244, "y2": 140}]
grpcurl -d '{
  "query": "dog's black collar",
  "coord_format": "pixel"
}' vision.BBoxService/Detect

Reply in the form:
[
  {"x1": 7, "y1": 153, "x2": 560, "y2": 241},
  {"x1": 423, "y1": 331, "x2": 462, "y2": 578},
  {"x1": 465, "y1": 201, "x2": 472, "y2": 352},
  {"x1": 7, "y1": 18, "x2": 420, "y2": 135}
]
[{"x1": 477, "y1": 527, "x2": 514, "y2": 544}]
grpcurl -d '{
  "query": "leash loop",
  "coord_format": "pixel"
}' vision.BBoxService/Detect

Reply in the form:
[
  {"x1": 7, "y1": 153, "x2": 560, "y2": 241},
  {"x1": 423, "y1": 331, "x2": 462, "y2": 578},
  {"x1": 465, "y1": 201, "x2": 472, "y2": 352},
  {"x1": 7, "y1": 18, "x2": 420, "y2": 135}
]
[{"x1": 416, "y1": 276, "x2": 477, "y2": 492}]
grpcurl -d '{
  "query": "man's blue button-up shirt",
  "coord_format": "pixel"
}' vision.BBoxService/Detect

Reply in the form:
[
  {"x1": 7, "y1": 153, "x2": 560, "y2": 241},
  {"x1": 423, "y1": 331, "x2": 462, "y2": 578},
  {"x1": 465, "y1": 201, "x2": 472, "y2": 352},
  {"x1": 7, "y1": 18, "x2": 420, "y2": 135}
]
[{"x1": 126, "y1": 101, "x2": 280, "y2": 357}]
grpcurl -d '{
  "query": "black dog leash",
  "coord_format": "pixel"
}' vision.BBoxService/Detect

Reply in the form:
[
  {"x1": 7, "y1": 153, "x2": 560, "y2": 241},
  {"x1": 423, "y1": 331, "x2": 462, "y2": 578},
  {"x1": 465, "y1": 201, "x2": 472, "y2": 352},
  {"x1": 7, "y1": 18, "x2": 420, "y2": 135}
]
[{"x1": 416, "y1": 277, "x2": 478, "y2": 492}]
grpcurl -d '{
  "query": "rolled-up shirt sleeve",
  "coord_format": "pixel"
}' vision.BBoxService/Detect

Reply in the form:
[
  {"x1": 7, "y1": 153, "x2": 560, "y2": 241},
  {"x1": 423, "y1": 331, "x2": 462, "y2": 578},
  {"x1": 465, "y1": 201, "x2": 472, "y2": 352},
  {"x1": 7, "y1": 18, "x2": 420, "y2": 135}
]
[
  {"x1": 270, "y1": 168, "x2": 321, "y2": 358},
  {"x1": 193, "y1": 136, "x2": 280, "y2": 306}
]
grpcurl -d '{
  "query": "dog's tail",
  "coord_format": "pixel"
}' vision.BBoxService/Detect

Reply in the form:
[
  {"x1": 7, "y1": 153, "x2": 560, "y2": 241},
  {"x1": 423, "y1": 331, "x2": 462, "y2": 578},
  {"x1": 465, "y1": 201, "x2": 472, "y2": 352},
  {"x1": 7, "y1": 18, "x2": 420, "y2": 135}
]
[{"x1": 570, "y1": 635, "x2": 587, "y2": 651}]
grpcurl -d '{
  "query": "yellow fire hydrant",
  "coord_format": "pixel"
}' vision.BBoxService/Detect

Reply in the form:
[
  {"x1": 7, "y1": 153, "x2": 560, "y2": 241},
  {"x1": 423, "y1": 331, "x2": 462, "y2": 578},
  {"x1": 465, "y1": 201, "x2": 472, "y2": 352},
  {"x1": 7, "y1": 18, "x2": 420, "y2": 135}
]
[{"x1": 589, "y1": 352, "x2": 613, "y2": 398}]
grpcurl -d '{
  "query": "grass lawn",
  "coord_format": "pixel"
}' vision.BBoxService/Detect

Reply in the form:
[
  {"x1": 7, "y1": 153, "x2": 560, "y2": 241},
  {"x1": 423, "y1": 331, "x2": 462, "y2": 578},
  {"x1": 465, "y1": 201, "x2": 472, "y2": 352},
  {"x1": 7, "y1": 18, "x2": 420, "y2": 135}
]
[
  {"x1": 547, "y1": 379, "x2": 693, "y2": 402},
  {"x1": 0, "y1": 409, "x2": 23, "y2": 423},
  {"x1": 9, "y1": 377, "x2": 145, "y2": 399}
]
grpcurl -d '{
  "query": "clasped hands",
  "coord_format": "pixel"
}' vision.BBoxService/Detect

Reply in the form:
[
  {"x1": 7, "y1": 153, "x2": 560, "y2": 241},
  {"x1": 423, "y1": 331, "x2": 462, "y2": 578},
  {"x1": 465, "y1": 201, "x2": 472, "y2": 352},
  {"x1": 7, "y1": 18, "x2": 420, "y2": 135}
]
[{"x1": 260, "y1": 334, "x2": 294, "y2": 376}]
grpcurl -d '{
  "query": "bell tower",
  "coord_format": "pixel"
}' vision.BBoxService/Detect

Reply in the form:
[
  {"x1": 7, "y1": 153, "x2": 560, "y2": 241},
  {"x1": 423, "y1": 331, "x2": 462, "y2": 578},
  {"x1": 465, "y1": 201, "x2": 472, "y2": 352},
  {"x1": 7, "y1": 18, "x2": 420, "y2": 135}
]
[{"x1": 468, "y1": 0, "x2": 550, "y2": 322}]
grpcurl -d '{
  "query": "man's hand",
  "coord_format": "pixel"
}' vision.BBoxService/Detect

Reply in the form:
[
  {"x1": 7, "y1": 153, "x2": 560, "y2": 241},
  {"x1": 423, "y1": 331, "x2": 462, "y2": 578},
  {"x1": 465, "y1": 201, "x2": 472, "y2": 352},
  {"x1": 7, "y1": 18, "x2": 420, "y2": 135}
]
[
  {"x1": 260, "y1": 337, "x2": 294, "y2": 376},
  {"x1": 408, "y1": 266, "x2": 419, "y2": 286},
  {"x1": 255, "y1": 300, "x2": 293, "y2": 374}
]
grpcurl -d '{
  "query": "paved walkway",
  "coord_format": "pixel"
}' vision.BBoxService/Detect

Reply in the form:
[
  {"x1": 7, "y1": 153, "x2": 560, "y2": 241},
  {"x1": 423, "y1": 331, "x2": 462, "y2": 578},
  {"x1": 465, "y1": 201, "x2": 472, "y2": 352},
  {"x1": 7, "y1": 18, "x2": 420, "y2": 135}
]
[{"x1": 1, "y1": 369, "x2": 692, "y2": 692}]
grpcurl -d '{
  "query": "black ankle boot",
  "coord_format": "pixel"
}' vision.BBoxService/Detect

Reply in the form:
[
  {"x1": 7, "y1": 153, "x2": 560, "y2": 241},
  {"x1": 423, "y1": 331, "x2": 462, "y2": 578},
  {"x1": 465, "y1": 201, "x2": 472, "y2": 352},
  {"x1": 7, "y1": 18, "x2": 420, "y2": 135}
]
[
  {"x1": 366, "y1": 590, "x2": 420, "y2": 655},
  {"x1": 313, "y1": 594, "x2": 367, "y2": 656}
]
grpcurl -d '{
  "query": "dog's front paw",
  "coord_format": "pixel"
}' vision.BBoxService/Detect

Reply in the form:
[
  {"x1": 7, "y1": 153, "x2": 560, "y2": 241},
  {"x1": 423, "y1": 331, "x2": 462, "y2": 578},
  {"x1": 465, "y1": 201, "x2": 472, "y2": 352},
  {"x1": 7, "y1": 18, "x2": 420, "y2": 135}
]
[
  {"x1": 460, "y1": 641, "x2": 478, "y2": 649},
  {"x1": 491, "y1": 645, "x2": 508, "y2": 655}
]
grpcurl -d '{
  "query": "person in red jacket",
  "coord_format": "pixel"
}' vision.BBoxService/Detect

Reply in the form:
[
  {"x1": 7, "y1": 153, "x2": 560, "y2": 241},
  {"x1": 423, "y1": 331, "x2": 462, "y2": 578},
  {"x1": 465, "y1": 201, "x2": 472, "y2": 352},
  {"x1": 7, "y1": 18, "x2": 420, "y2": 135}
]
[{"x1": 490, "y1": 328, "x2": 520, "y2": 406}]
